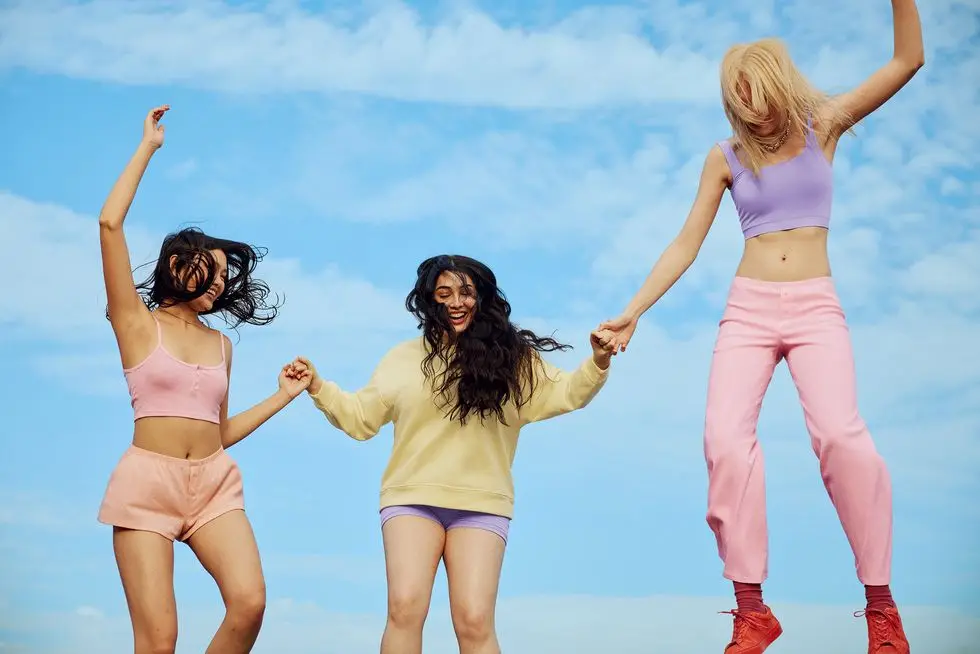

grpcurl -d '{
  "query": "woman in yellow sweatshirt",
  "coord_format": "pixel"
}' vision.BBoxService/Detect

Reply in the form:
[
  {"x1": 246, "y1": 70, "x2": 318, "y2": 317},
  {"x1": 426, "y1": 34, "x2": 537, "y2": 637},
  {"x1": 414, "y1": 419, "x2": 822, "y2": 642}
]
[{"x1": 287, "y1": 254, "x2": 614, "y2": 654}]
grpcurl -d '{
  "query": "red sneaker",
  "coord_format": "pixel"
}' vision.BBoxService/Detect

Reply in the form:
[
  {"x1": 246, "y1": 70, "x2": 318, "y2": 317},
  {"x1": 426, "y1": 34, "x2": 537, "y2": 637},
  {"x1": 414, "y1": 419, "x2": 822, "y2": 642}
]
[
  {"x1": 720, "y1": 606, "x2": 783, "y2": 653},
  {"x1": 855, "y1": 607, "x2": 910, "y2": 653}
]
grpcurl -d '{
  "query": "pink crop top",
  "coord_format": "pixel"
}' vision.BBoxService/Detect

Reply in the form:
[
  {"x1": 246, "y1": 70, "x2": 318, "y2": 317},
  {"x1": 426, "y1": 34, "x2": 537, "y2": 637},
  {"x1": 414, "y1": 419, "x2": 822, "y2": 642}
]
[
  {"x1": 124, "y1": 316, "x2": 228, "y2": 424},
  {"x1": 717, "y1": 118, "x2": 833, "y2": 239}
]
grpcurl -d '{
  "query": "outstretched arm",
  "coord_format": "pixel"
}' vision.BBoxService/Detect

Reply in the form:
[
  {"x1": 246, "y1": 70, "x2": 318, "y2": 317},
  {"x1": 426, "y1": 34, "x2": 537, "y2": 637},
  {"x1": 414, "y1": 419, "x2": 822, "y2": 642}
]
[
  {"x1": 100, "y1": 106, "x2": 169, "y2": 340},
  {"x1": 822, "y1": 0, "x2": 924, "y2": 136},
  {"x1": 293, "y1": 357, "x2": 393, "y2": 441},
  {"x1": 220, "y1": 343, "x2": 313, "y2": 449},
  {"x1": 520, "y1": 331, "x2": 614, "y2": 424},
  {"x1": 600, "y1": 146, "x2": 729, "y2": 349}
]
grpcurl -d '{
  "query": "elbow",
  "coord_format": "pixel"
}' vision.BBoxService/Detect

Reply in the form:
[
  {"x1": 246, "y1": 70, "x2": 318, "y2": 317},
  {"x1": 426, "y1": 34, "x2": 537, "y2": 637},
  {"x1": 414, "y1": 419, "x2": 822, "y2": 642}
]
[
  {"x1": 98, "y1": 214, "x2": 122, "y2": 231},
  {"x1": 348, "y1": 428, "x2": 376, "y2": 442},
  {"x1": 671, "y1": 239, "x2": 700, "y2": 268},
  {"x1": 897, "y1": 53, "x2": 924, "y2": 76}
]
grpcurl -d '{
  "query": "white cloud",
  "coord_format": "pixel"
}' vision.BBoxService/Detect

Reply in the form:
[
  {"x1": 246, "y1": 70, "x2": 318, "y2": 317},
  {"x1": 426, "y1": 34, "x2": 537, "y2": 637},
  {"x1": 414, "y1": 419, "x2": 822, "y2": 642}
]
[
  {"x1": 3, "y1": 594, "x2": 977, "y2": 653},
  {"x1": 0, "y1": 0, "x2": 718, "y2": 108}
]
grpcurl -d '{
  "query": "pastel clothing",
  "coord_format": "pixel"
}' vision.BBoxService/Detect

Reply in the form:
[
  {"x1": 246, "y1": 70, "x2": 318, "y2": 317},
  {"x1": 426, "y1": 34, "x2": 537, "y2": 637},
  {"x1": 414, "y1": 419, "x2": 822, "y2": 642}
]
[
  {"x1": 309, "y1": 337, "x2": 609, "y2": 518},
  {"x1": 100, "y1": 314, "x2": 239, "y2": 539},
  {"x1": 98, "y1": 445, "x2": 245, "y2": 542},
  {"x1": 717, "y1": 117, "x2": 833, "y2": 239},
  {"x1": 380, "y1": 504, "x2": 511, "y2": 544},
  {"x1": 704, "y1": 276, "x2": 893, "y2": 586},
  {"x1": 124, "y1": 315, "x2": 228, "y2": 424}
]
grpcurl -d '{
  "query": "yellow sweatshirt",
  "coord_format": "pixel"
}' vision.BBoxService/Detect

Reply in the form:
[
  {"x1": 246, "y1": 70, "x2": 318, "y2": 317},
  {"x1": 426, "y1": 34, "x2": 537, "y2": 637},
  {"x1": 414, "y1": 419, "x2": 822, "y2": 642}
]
[{"x1": 310, "y1": 337, "x2": 609, "y2": 518}]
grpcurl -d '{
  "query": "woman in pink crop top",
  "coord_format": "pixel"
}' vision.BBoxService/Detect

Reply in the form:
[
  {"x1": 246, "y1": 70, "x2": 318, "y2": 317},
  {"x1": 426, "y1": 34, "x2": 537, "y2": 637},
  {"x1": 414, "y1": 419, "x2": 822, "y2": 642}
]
[
  {"x1": 96, "y1": 105, "x2": 313, "y2": 654},
  {"x1": 599, "y1": 3, "x2": 923, "y2": 653}
]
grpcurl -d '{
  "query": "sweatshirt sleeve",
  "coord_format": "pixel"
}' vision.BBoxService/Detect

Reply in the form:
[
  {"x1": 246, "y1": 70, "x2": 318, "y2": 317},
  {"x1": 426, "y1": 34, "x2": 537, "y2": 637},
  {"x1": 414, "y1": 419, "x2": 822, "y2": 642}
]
[
  {"x1": 519, "y1": 354, "x2": 609, "y2": 425},
  {"x1": 309, "y1": 356, "x2": 394, "y2": 441}
]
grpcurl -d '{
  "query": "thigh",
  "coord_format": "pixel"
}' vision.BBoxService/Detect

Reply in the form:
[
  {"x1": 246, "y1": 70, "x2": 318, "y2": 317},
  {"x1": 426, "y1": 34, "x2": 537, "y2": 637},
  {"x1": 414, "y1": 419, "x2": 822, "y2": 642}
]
[
  {"x1": 113, "y1": 528, "x2": 177, "y2": 636},
  {"x1": 186, "y1": 510, "x2": 265, "y2": 605},
  {"x1": 443, "y1": 527, "x2": 506, "y2": 619},
  {"x1": 784, "y1": 315, "x2": 864, "y2": 443},
  {"x1": 705, "y1": 315, "x2": 780, "y2": 439},
  {"x1": 382, "y1": 514, "x2": 446, "y2": 610}
]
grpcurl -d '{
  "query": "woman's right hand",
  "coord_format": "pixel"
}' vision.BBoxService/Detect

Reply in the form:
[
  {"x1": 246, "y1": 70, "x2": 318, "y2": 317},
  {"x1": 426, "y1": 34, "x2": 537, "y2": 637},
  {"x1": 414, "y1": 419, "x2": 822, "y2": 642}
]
[
  {"x1": 597, "y1": 313, "x2": 639, "y2": 353},
  {"x1": 287, "y1": 356, "x2": 323, "y2": 395},
  {"x1": 142, "y1": 105, "x2": 170, "y2": 149}
]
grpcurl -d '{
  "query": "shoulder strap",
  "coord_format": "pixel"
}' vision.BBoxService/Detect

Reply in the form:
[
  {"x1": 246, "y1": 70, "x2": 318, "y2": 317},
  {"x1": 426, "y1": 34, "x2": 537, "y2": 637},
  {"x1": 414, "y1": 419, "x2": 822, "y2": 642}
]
[
  {"x1": 717, "y1": 139, "x2": 745, "y2": 176},
  {"x1": 150, "y1": 312, "x2": 163, "y2": 346},
  {"x1": 804, "y1": 113, "x2": 819, "y2": 148},
  {"x1": 218, "y1": 331, "x2": 226, "y2": 362}
]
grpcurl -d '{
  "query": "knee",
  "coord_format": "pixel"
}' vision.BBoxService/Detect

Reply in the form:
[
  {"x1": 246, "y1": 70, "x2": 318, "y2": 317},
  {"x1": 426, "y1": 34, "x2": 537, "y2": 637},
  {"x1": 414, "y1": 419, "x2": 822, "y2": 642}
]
[
  {"x1": 135, "y1": 624, "x2": 177, "y2": 654},
  {"x1": 812, "y1": 417, "x2": 877, "y2": 459},
  {"x1": 387, "y1": 591, "x2": 429, "y2": 630},
  {"x1": 225, "y1": 583, "x2": 266, "y2": 629},
  {"x1": 451, "y1": 602, "x2": 494, "y2": 643}
]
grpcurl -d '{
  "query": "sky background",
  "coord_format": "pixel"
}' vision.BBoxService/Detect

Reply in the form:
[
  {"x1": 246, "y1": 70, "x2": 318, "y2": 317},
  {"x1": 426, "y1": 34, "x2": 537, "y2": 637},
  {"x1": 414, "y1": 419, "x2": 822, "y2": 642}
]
[{"x1": 0, "y1": 0, "x2": 978, "y2": 652}]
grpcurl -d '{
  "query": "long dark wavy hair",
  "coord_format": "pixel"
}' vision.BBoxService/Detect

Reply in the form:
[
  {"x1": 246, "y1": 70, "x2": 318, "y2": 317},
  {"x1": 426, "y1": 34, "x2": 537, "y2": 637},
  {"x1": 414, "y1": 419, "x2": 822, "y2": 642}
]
[
  {"x1": 406, "y1": 254, "x2": 571, "y2": 424},
  {"x1": 107, "y1": 227, "x2": 281, "y2": 328}
]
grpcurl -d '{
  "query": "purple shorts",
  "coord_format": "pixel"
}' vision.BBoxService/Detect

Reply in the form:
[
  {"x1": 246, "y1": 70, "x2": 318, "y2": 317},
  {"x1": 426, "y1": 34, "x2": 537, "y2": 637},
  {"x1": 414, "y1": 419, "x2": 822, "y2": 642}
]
[{"x1": 380, "y1": 504, "x2": 511, "y2": 544}]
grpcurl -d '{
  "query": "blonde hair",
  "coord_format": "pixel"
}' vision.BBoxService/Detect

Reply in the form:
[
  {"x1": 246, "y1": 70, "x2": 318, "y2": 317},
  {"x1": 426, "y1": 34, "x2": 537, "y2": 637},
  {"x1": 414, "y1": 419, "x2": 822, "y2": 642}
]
[{"x1": 720, "y1": 38, "x2": 851, "y2": 175}]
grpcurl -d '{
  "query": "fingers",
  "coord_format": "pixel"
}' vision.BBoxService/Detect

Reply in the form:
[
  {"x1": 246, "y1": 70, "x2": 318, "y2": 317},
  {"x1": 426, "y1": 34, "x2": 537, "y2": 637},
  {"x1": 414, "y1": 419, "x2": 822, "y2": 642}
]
[
  {"x1": 591, "y1": 329, "x2": 618, "y2": 353},
  {"x1": 148, "y1": 105, "x2": 170, "y2": 121},
  {"x1": 282, "y1": 356, "x2": 314, "y2": 380}
]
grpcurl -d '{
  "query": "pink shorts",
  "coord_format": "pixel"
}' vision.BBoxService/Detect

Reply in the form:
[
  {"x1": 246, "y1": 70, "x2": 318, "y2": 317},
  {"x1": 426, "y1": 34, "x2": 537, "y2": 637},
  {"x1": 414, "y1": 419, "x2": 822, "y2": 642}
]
[{"x1": 98, "y1": 445, "x2": 245, "y2": 542}]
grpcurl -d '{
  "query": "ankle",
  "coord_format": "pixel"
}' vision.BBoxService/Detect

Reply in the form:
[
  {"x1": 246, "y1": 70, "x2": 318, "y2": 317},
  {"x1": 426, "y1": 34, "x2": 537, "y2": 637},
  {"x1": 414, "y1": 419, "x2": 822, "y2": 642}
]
[
  {"x1": 733, "y1": 581, "x2": 766, "y2": 613},
  {"x1": 864, "y1": 584, "x2": 896, "y2": 611}
]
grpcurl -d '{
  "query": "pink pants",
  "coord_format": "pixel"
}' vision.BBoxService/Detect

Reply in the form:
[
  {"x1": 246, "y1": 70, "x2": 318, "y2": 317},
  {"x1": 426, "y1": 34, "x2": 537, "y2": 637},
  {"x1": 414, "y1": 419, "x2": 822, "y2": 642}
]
[{"x1": 704, "y1": 276, "x2": 892, "y2": 586}]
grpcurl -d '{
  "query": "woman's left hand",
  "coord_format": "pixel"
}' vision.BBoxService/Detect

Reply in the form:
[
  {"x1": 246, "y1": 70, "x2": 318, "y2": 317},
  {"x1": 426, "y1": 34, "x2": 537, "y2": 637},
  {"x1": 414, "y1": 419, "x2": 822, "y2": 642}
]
[{"x1": 279, "y1": 360, "x2": 312, "y2": 398}]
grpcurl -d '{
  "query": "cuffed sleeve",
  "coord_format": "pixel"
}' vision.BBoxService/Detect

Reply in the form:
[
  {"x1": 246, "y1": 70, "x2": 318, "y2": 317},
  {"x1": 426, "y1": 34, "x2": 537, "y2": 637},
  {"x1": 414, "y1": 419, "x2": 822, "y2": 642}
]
[{"x1": 519, "y1": 354, "x2": 609, "y2": 425}]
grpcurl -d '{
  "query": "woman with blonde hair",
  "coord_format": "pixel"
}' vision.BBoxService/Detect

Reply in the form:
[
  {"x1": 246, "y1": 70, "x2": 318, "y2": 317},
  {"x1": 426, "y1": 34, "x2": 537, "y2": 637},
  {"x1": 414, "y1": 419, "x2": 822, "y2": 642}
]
[{"x1": 598, "y1": 2, "x2": 923, "y2": 652}]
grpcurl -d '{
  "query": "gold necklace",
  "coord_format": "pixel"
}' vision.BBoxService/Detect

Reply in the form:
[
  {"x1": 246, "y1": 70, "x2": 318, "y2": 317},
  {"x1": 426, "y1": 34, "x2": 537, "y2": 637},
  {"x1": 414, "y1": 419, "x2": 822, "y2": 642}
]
[{"x1": 761, "y1": 121, "x2": 791, "y2": 153}]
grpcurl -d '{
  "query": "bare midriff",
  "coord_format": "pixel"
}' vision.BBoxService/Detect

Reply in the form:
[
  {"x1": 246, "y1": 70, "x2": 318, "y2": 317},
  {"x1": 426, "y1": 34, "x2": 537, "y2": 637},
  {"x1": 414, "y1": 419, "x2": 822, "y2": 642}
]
[
  {"x1": 132, "y1": 418, "x2": 222, "y2": 460},
  {"x1": 735, "y1": 226, "x2": 831, "y2": 282}
]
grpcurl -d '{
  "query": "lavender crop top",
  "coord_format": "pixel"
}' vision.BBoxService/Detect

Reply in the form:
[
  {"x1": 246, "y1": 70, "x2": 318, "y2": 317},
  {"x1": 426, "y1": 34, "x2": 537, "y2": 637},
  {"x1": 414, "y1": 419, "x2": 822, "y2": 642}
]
[{"x1": 717, "y1": 119, "x2": 833, "y2": 239}]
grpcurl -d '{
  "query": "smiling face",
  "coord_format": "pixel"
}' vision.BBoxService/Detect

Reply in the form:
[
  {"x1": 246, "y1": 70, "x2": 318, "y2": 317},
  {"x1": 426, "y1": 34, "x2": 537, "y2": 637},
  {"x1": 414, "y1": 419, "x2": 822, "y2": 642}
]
[
  {"x1": 170, "y1": 248, "x2": 228, "y2": 313},
  {"x1": 433, "y1": 270, "x2": 477, "y2": 333}
]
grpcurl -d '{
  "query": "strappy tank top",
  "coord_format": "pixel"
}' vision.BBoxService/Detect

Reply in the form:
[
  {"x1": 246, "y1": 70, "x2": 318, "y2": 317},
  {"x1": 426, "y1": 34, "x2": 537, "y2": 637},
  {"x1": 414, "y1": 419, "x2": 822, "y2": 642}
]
[
  {"x1": 123, "y1": 316, "x2": 228, "y2": 424},
  {"x1": 717, "y1": 118, "x2": 833, "y2": 239}
]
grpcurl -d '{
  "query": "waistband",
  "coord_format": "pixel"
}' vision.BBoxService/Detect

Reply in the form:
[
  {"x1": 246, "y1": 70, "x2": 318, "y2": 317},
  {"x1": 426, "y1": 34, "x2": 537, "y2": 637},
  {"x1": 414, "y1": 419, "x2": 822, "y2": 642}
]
[
  {"x1": 124, "y1": 444, "x2": 226, "y2": 467},
  {"x1": 731, "y1": 275, "x2": 835, "y2": 293}
]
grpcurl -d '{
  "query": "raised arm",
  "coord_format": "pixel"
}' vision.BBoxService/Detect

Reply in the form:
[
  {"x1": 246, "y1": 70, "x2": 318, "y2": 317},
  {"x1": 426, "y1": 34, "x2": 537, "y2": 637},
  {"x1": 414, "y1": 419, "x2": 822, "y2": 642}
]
[
  {"x1": 297, "y1": 356, "x2": 393, "y2": 441},
  {"x1": 100, "y1": 105, "x2": 169, "y2": 340},
  {"x1": 822, "y1": 0, "x2": 924, "y2": 136},
  {"x1": 599, "y1": 145, "x2": 729, "y2": 350}
]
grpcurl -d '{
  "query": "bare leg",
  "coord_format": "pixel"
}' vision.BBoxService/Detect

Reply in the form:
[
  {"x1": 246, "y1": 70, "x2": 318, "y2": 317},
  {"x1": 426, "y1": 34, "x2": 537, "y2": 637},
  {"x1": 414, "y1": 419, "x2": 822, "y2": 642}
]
[
  {"x1": 380, "y1": 516, "x2": 446, "y2": 654},
  {"x1": 113, "y1": 528, "x2": 178, "y2": 654},
  {"x1": 186, "y1": 510, "x2": 266, "y2": 654},
  {"x1": 444, "y1": 528, "x2": 506, "y2": 654}
]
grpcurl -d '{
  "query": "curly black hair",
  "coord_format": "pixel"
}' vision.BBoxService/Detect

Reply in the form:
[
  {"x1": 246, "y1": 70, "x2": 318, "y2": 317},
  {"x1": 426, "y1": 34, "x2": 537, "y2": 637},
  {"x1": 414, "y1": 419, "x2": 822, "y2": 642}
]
[
  {"x1": 108, "y1": 227, "x2": 281, "y2": 328},
  {"x1": 406, "y1": 254, "x2": 570, "y2": 424}
]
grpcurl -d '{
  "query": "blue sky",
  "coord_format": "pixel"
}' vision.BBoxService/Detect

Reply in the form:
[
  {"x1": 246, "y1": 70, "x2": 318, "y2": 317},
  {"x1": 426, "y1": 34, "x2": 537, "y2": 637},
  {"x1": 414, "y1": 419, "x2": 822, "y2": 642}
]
[{"x1": 0, "y1": 0, "x2": 978, "y2": 652}]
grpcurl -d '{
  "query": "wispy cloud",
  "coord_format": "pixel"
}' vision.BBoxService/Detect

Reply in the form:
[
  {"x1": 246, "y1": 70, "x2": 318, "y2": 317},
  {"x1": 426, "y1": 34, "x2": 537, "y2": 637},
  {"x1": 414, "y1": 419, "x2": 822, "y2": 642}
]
[{"x1": 0, "y1": 0, "x2": 718, "y2": 108}]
